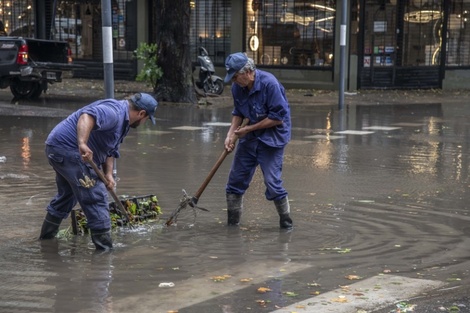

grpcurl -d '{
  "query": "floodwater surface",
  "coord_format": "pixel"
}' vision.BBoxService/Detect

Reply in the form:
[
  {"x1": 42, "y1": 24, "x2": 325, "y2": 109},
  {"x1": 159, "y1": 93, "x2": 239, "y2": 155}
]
[{"x1": 1, "y1": 98, "x2": 470, "y2": 313}]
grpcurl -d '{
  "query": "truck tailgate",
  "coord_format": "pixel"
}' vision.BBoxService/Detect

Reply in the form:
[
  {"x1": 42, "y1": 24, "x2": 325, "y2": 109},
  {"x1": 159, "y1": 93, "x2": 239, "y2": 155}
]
[
  {"x1": 0, "y1": 40, "x2": 19, "y2": 66},
  {"x1": 26, "y1": 38, "x2": 70, "y2": 63}
]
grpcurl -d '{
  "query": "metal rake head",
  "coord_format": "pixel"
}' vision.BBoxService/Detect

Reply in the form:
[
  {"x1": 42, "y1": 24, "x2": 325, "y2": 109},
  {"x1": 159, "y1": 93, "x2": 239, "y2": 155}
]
[{"x1": 165, "y1": 189, "x2": 208, "y2": 226}]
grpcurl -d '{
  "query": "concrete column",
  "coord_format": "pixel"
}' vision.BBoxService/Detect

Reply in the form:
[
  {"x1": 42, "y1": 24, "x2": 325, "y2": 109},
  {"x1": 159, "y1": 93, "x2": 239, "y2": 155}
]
[{"x1": 230, "y1": 0, "x2": 244, "y2": 53}]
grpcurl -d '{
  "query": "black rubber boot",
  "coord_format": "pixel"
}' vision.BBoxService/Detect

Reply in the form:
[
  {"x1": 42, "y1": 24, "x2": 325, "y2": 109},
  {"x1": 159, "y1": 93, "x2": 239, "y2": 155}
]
[
  {"x1": 226, "y1": 193, "x2": 243, "y2": 226},
  {"x1": 91, "y1": 229, "x2": 113, "y2": 251},
  {"x1": 39, "y1": 213, "x2": 62, "y2": 239},
  {"x1": 274, "y1": 197, "x2": 293, "y2": 230}
]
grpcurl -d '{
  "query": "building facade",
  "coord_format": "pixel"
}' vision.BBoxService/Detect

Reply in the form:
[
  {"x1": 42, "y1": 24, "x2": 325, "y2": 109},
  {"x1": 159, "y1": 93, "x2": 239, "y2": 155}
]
[{"x1": 2, "y1": 0, "x2": 469, "y2": 90}]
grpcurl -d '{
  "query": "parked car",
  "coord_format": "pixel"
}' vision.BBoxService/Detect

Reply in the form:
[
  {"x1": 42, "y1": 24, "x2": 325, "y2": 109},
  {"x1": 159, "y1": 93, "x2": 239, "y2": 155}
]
[{"x1": 0, "y1": 36, "x2": 84, "y2": 99}]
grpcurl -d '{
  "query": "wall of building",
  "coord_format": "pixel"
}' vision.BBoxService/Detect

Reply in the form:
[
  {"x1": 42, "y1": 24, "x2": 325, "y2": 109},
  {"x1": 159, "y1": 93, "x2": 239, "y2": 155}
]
[{"x1": 442, "y1": 70, "x2": 470, "y2": 89}]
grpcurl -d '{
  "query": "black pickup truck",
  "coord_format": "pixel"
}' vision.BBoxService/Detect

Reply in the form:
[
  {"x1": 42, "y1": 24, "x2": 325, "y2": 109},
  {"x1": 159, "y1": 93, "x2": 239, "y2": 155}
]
[{"x1": 0, "y1": 37, "x2": 84, "y2": 99}]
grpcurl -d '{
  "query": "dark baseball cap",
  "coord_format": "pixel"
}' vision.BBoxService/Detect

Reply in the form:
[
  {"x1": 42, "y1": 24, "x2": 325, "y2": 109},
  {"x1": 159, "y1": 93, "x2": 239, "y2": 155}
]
[
  {"x1": 224, "y1": 52, "x2": 248, "y2": 83},
  {"x1": 130, "y1": 93, "x2": 158, "y2": 124}
]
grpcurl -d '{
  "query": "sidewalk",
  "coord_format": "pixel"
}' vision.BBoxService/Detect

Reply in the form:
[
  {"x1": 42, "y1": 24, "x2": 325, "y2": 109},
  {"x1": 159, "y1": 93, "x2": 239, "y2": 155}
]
[{"x1": 48, "y1": 77, "x2": 470, "y2": 107}]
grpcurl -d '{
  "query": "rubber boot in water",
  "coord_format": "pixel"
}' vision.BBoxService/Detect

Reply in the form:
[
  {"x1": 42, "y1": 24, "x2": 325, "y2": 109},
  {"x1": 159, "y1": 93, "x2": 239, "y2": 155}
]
[
  {"x1": 39, "y1": 212, "x2": 62, "y2": 239},
  {"x1": 226, "y1": 193, "x2": 243, "y2": 226},
  {"x1": 274, "y1": 197, "x2": 293, "y2": 230},
  {"x1": 91, "y1": 229, "x2": 113, "y2": 251}
]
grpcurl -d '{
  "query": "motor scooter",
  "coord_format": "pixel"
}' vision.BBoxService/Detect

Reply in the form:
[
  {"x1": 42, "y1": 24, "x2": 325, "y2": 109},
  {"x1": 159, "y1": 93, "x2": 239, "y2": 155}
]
[{"x1": 195, "y1": 47, "x2": 224, "y2": 95}]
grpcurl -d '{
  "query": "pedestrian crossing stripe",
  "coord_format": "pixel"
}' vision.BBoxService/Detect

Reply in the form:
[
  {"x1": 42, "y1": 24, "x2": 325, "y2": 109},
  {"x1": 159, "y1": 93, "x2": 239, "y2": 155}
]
[
  {"x1": 335, "y1": 130, "x2": 375, "y2": 135},
  {"x1": 363, "y1": 126, "x2": 402, "y2": 131},
  {"x1": 269, "y1": 274, "x2": 445, "y2": 313},
  {"x1": 112, "y1": 259, "x2": 445, "y2": 313},
  {"x1": 113, "y1": 260, "x2": 310, "y2": 312}
]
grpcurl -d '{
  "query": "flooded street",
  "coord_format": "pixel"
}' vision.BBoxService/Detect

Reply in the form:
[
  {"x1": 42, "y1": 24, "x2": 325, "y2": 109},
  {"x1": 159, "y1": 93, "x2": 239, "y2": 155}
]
[{"x1": 1, "y1": 93, "x2": 470, "y2": 313}]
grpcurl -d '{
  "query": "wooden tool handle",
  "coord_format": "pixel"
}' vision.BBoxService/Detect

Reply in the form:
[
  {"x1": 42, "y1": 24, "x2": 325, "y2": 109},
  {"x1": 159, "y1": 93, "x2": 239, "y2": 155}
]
[
  {"x1": 87, "y1": 160, "x2": 131, "y2": 222},
  {"x1": 193, "y1": 118, "x2": 249, "y2": 200}
]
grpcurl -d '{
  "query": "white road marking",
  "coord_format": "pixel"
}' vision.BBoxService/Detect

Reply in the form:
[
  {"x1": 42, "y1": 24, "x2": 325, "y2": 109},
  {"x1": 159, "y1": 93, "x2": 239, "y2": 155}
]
[
  {"x1": 171, "y1": 126, "x2": 206, "y2": 130},
  {"x1": 335, "y1": 130, "x2": 375, "y2": 135},
  {"x1": 305, "y1": 134, "x2": 346, "y2": 140},
  {"x1": 204, "y1": 122, "x2": 232, "y2": 126},
  {"x1": 113, "y1": 261, "x2": 310, "y2": 313},
  {"x1": 363, "y1": 126, "x2": 402, "y2": 131},
  {"x1": 269, "y1": 274, "x2": 445, "y2": 313},
  {"x1": 391, "y1": 122, "x2": 426, "y2": 127}
]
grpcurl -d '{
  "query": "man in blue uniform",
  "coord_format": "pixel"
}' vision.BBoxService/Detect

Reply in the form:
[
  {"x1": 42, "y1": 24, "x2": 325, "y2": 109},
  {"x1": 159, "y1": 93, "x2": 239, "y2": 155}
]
[
  {"x1": 223, "y1": 52, "x2": 292, "y2": 229},
  {"x1": 39, "y1": 93, "x2": 158, "y2": 250}
]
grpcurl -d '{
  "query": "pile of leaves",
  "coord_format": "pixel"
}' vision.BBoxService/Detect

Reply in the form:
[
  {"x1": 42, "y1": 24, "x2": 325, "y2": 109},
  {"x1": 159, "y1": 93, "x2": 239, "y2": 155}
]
[{"x1": 72, "y1": 195, "x2": 162, "y2": 234}]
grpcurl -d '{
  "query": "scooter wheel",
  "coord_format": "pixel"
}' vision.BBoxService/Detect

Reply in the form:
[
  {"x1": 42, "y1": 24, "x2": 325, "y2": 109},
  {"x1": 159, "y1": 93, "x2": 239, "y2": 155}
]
[{"x1": 204, "y1": 79, "x2": 224, "y2": 95}]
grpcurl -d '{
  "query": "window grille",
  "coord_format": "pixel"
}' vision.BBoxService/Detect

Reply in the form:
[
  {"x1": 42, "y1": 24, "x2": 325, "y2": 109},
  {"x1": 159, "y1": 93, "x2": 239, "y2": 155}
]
[
  {"x1": 447, "y1": 0, "x2": 470, "y2": 66},
  {"x1": 190, "y1": 0, "x2": 231, "y2": 65},
  {"x1": 0, "y1": 0, "x2": 34, "y2": 37},
  {"x1": 245, "y1": 0, "x2": 335, "y2": 68}
]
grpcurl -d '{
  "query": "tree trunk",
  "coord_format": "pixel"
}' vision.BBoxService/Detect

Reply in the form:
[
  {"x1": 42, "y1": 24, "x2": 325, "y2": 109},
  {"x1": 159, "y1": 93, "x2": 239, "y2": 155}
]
[{"x1": 154, "y1": 0, "x2": 197, "y2": 103}]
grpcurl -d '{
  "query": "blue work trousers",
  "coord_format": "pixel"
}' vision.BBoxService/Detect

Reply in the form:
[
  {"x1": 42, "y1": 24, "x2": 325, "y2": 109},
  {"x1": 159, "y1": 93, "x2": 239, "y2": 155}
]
[
  {"x1": 226, "y1": 139, "x2": 288, "y2": 201},
  {"x1": 45, "y1": 145, "x2": 111, "y2": 231}
]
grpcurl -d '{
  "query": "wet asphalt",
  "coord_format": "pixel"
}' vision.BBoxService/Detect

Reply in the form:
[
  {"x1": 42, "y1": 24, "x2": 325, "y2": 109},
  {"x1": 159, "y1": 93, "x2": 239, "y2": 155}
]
[{"x1": 1, "y1": 82, "x2": 470, "y2": 313}]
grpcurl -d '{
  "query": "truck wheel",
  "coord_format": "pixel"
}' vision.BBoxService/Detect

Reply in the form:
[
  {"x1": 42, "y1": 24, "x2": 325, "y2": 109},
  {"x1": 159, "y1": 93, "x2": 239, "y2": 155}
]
[{"x1": 10, "y1": 81, "x2": 42, "y2": 99}]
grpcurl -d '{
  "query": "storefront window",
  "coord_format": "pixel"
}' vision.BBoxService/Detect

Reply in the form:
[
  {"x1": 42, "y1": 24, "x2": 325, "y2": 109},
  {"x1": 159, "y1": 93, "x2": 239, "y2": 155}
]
[
  {"x1": 447, "y1": 0, "x2": 470, "y2": 66},
  {"x1": 54, "y1": 1, "x2": 82, "y2": 58},
  {"x1": 0, "y1": 0, "x2": 34, "y2": 37},
  {"x1": 245, "y1": 0, "x2": 335, "y2": 67},
  {"x1": 54, "y1": 0, "x2": 136, "y2": 60},
  {"x1": 190, "y1": 0, "x2": 231, "y2": 64},
  {"x1": 402, "y1": 0, "x2": 443, "y2": 66},
  {"x1": 1, "y1": 0, "x2": 136, "y2": 61},
  {"x1": 361, "y1": 0, "x2": 470, "y2": 68}
]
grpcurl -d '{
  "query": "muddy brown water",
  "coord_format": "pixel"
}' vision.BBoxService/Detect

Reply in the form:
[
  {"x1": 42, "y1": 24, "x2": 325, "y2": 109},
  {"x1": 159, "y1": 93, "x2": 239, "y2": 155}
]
[{"x1": 1, "y1": 99, "x2": 470, "y2": 312}]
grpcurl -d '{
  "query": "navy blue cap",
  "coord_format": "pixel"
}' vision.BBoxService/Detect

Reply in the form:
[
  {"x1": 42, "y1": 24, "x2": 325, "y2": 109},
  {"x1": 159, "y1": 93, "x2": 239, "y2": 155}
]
[
  {"x1": 224, "y1": 52, "x2": 248, "y2": 83},
  {"x1": 131, "y1": 93, "x2": 158, "y2": 124}
]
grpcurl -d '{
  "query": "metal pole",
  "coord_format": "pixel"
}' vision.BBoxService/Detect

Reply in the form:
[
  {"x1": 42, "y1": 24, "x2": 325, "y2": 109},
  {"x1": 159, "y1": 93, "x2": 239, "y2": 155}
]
[
  {"x1": 101, "y1": 0, "x2": 115, "y2": 99},
  {"x1": 338, "y1": 0, "x2": 348, "y2": 110},
  {"x1": 101, "y1": 0, "x2": 117, "y2": 186}
]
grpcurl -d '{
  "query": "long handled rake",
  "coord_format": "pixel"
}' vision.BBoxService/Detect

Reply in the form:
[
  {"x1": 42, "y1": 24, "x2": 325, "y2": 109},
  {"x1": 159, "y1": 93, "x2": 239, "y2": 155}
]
[{"x1": 165, "y1": 118, "x2": 249, "y2": 226}]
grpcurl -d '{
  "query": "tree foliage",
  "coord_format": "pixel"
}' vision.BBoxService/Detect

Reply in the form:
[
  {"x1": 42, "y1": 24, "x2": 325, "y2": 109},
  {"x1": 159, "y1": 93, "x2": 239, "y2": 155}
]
[{"x1": 134, "y1": 42, "x2": 163, "y2": 90}]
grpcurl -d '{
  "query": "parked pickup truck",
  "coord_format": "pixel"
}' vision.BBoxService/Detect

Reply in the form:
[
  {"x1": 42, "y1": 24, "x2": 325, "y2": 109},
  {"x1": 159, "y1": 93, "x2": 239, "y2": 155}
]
[{"x1": 0, "y1": 37, "x2": 84, "y2": 99}]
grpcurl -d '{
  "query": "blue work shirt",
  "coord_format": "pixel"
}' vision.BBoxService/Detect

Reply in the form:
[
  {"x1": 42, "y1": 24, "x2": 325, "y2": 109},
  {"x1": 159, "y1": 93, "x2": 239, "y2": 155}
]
[
  {"x1": 231, "y1": 69, "x2": 291, "y2": 148},
  {"x1": 45, "y1": 99, "x2": 130, "y2": 165}
]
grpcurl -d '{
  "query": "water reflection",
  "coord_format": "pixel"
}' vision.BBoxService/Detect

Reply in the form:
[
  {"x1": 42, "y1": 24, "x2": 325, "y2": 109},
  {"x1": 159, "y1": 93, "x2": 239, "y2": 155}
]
[
  {"x1": 2, "y1": 101, "x2": 470, "y2": 311},
  {"x1": 21, "y1": 131, "x2": 32, "y2": 169}
]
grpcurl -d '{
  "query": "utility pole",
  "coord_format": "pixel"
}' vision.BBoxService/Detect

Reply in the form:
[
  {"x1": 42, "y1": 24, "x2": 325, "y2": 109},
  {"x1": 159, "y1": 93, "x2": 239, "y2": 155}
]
[
  {"x1": 101, "y1": 0, "x2": 117, "y2": 186},
  {"x1": 338, "y1": 0, "x2": 348, "y2": 110},
  {"x1": 101, "y1": 0, "x2": 115, "y2": 99}
]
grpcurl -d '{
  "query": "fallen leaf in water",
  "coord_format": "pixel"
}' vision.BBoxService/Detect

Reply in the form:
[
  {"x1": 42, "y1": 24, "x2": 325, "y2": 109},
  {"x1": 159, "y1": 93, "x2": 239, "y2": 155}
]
[
  {"x1": 307, "y1": 282, "x2": 321, "y2": 287},
  {"x1": 211, "y1": 274, "x2": 232, "y2": 282},
  {"x1": 257, "y1": 287, "x2": 272, "y2": 293},
  {"x1": 284, "y1": 291, "x2": 299, "y2": 297},
  {"x1": 345, "y1": 275, "x2": 362, "y2": 280},
  {"x1": 395, "y1": 301, "x2": 417, "y2": 312},
  {"x1": 255, "y1": 299, "x2": 270, "y2": 307},
  {"x1": 446, "y1": 277, "x2": 461, "y2": 282},
  {"x1": 240, "y1": 278, "x2": 253, "y2": 282}
]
